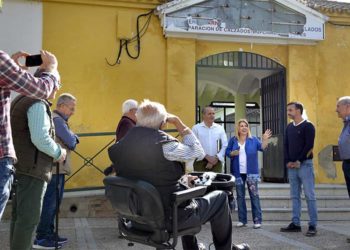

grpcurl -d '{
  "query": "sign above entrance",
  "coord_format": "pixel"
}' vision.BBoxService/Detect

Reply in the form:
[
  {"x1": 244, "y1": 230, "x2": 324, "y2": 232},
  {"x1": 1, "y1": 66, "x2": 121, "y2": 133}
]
[{"x1": 156, "y1": 0, "x2": 328, "y2": 44}]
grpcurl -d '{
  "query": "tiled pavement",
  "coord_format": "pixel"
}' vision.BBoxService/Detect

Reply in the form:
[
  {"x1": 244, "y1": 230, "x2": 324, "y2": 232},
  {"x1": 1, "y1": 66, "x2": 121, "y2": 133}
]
[{"x1": 1, "y1": 218, "x2": 350, "y2": 250}]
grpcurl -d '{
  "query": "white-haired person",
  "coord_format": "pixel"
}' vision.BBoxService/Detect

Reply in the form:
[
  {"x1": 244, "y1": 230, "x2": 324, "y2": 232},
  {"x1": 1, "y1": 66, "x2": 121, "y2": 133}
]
[
  {"x1": 115, "y1": 99, "x2": 138, "y2": 141},
  {"x1": 104, "y1": 99, "x2": 138, "y2": 176},
  {"x1": 108, "y1": 99, "x2": 250, "y2": 250}
]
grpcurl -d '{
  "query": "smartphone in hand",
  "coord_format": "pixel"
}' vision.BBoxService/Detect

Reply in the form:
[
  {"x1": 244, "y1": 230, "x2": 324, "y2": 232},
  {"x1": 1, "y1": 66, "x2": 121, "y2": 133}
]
[{"x1": 25, "y1": 54, "x2": 43, "y2": 67}]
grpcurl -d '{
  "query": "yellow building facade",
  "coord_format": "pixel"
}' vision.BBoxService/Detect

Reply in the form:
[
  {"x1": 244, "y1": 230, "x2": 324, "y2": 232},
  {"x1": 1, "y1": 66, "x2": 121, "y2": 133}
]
[{"x1": 39, "y1": 0, "x2": 350, "y2": 188}]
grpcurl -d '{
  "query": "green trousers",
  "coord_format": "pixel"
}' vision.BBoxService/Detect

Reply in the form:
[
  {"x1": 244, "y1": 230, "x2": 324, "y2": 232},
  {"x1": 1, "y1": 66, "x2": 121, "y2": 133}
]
[
  {"x1": 10, "y1": 174, "x2": 47, "y2": 250},
  {"x1": 193, "y1": 159, "x2": 222, "y2": 173}
]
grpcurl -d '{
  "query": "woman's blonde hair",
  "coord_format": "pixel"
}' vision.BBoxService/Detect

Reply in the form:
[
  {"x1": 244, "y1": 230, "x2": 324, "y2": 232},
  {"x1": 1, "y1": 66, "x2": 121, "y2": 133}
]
[{"x1": 235, "y1": 119, "x2": 252, "y2": 139}]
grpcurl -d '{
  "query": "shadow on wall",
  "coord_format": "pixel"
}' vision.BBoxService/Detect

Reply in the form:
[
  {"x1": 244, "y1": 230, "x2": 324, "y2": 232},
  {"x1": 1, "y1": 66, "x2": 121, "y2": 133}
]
[{"x1": 318, "y1": 145, "x2": 337, "y2": 179}]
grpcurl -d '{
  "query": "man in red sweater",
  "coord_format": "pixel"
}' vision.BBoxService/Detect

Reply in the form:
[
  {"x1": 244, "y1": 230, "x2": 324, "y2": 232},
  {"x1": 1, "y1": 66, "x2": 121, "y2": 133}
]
[
  {"x1": 104, "y1": 99, "x2": 138, "y2": 176},
  {"x1": 115, "y1": 99, "x2": 138, "y2": 141}
]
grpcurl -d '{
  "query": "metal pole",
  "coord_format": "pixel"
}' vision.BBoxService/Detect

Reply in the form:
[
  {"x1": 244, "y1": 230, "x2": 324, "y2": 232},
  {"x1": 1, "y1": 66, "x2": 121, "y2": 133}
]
[{"x1": 55, "y1": 162, "x2": 59, "y2": 250}]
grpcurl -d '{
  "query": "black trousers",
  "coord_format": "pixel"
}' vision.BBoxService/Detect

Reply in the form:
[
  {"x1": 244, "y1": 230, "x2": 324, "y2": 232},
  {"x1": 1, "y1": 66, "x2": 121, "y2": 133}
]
[
  {"x1": 342, "y1": 161, "x2": 350, "y2": 198},
  {"x1": 179, "y1": 190, "x2": 232, "y2": 250}
]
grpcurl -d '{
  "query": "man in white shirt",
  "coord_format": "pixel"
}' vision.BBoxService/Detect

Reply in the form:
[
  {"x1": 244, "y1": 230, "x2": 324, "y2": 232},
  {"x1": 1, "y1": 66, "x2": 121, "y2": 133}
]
[{"x1": 192, "y1": 106, "x2": 228, "y2": 173}]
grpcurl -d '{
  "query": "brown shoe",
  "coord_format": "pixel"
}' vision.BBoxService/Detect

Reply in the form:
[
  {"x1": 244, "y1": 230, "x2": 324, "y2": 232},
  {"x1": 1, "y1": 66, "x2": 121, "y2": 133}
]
[{"x1": 347, "y1": 237, "x2": 350, "y2": 243}]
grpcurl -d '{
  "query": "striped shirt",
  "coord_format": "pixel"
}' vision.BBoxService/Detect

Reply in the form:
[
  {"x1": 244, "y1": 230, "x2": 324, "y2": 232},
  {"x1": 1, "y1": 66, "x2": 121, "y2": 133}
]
[
  {"x1": 0, "y1": 50, "x2": 60, "y2": 160},
  {"x1": 163, "y1": 132, "x2": 205, "y2": 187},
  {"x1": 162, "y1": 132, "x2": 205, "y2": 162}
]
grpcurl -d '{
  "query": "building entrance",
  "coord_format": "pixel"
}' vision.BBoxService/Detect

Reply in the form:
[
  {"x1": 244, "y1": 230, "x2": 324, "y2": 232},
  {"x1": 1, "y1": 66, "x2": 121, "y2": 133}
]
[{"x1": 196, "y1": 51, "x2": 287, "y2": 182}]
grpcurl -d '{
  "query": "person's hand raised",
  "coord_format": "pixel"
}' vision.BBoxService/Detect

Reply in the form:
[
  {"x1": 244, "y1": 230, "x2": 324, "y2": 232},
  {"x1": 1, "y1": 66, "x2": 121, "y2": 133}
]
[
  {"x1": 262, "y1": 129, "x2": 272, "y2": 141},
  {"x1": 11, "y1": 51, "x2": 29, "y2": 70},
  {"x1": 39, "y1": 50, "x2": 58, "y2": 72},
  {"x1": 166, "y1": 113, "x2": 180, "y2": 125}
]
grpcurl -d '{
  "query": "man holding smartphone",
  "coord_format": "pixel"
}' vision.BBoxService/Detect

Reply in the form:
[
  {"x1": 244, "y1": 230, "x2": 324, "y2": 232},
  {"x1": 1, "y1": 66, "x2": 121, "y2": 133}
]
[{"x1": 0, "y1": 50, "x2": 60, "y2": 221}]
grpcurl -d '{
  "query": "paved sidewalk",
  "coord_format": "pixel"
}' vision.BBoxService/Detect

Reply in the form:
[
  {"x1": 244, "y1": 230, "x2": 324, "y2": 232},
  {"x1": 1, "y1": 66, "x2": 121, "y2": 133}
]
[{"x1": 1, "y1": 218, "x2": 350, "y2": 249}]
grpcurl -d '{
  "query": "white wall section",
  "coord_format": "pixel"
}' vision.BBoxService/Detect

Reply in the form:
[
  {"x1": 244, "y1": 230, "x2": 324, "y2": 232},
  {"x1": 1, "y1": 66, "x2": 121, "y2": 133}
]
[{"x1": 0, "y1": 0, "x2": 42, "y2": 56}]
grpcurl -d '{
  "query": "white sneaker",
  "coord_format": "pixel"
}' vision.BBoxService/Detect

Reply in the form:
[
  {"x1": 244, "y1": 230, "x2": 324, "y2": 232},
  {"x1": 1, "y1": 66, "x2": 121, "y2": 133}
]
[
  {"x1": 198, "y1": 242, "x2": 206, "y2": 250},
  {"x1": 253, "y1": 223, "x2": 261, "y2": 229},
  {"x1": 236, "y1": 222, "x2": 246, "y2": 227}
]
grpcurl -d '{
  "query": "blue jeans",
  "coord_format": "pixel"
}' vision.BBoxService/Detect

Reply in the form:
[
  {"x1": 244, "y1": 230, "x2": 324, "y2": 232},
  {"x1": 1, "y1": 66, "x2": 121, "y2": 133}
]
[
  {"x1": 0, "y1": 157, "x2": 14, "y2": 221},
  {"x1": 36, "y1": 174, "x2": 65, "y2": 239},
  {"x1": 342, "y1": 161, "x2": 350, "y2": 198},
  {"x1": 288, "y1": 159, "x2": 318, "y2": 227},
  {"x1": 236, "y1": 174, "x2": 262, "y2": 224}
]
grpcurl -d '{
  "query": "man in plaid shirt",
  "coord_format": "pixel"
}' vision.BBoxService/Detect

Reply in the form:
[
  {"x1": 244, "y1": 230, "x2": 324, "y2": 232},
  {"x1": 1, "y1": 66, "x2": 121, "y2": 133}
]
[{"x1": 0, "y1": 50, "x2": 60, "y2": 220}]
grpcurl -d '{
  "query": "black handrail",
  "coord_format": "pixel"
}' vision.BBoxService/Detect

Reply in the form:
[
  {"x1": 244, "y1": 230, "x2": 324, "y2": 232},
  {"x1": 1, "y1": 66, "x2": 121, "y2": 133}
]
[{"x1": 65, "y1": 129, "x2": 179, "y2": 188}]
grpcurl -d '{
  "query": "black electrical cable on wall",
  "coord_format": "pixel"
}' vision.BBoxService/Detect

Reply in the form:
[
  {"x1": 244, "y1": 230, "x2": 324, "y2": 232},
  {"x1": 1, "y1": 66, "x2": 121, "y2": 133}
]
[{"x1": 106, "y1": 9, "x2": 154, "y2": 66}]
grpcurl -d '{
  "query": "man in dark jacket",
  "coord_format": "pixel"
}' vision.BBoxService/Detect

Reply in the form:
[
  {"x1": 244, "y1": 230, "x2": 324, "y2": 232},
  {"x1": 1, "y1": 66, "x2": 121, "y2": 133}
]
[
  {"x1": 109, "y1": 99, "x2": 250, "y2": 250},
  {"x1": 10, "y1": 84, "x2": 66, "y2": 250}
]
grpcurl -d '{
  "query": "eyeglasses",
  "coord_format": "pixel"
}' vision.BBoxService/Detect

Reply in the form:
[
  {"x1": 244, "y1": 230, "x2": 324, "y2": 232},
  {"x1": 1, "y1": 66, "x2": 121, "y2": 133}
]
[{"x1": 64, "y1": 104, "x2": 75, "y2": 112}]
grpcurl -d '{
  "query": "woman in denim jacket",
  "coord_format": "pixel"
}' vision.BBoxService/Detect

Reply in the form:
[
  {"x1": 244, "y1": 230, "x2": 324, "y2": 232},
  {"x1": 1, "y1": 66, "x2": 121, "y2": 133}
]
[{"x1": 226, "y1": 119, "x2": 271, "y2": 229}]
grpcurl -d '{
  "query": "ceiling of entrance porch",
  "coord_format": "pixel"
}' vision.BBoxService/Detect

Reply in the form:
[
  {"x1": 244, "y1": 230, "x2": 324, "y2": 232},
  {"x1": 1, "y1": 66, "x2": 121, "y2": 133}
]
[{"x1": 197, "y1": 66, "x2": 279, "y2": 98}]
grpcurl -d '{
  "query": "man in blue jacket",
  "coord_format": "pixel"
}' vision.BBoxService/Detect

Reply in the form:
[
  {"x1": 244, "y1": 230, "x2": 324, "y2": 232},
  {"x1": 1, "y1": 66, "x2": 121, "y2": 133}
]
[
  {"x1": 336, "y1": 96, "x2": 350, "y2": 243},
  {"x1": 34, "y1": 93, "x2": 79, "y2": 249}
]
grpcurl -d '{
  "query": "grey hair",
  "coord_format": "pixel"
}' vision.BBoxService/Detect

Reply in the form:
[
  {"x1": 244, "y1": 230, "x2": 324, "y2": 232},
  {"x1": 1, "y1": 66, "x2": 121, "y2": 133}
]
[
  {"x1": 56, "y1": 93, "x2": 76, "y2": 107},
  {"x1": 338, "y1": 96, "x2": 350, "y2": 106},
  {"x1": 136, "y1": 99, "x2": 167, "y2": 129},
  {"x1": 122, "y1": 99, "x2": 138, "y2": 114},
  {"x1": 201, "y1": 106, "x2": 214, "y2": 115}
]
